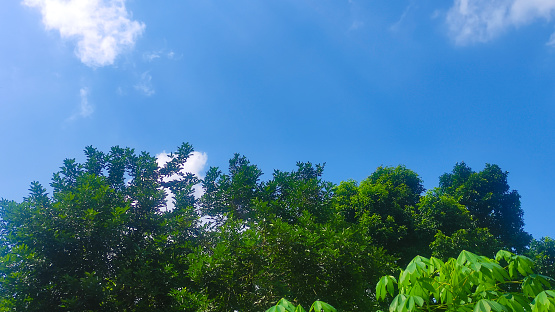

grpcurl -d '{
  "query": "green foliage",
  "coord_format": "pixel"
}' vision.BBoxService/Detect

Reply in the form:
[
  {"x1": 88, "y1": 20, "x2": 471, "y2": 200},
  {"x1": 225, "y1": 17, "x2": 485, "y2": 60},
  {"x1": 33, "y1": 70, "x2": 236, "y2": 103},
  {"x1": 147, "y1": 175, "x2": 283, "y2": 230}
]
[
  {"x1": 266, "y1": 298, "x2": 337, "y2": 312},
  {"x1": 417, "y1": 190, "x2": 472, "y2": 237},
  {"x1": 200, "y1": 153, "x2": 263, "y2": 223},
  {"x1": 333, "y1": 166, "x2": 427, "y2": 264},
  {"x1": 377, "y1": 250, "x2": 555, "y2": 312},
  {"x1": 430, "y1": 228, "x2": 502, "y2": 259},
  {"x1": 527, "y1": 237, "x2": 555, "y2": 280},
  {"x1": 0, "y1": 143, "x2": 204, "y2": 311},
  {"x1": 191, "y1": 161, "x2": 396, "y2": 311},
  {"x1": 259, "y1": 162, "x2": 334, "y2": 224},
  {"x1": 439, "y1": 163, "x2": 531, "y2": 252},
  {"x1": 0, "y1": 143, "x2": 539, "y2": 312}
]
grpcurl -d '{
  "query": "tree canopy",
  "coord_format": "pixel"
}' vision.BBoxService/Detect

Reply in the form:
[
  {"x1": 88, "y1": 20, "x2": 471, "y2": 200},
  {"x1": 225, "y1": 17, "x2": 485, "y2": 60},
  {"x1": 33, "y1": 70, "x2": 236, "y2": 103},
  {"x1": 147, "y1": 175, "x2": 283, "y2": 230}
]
[{"x1": 0, "y1": 143, "x2": 549, "y2": 311}]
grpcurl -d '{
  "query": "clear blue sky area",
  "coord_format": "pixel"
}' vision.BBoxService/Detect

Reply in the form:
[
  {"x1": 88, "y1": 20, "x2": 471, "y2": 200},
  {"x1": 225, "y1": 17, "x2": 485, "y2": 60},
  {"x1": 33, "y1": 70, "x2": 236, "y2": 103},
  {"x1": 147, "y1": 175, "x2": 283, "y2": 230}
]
[{"x1": 1, "y1": 0, "x2": 554, "y2": 239}]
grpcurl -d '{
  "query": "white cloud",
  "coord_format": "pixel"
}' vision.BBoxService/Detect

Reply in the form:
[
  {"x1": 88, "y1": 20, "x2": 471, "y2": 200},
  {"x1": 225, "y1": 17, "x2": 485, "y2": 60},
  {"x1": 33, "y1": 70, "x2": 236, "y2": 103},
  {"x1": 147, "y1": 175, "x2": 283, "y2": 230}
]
[
  {"x1": 78, "y1": 87, "x2": 94, "y2": 117},
  {"x1": 143, "y1": 51, "x2": 161, "y2": 62},
  {"x1": 67, "y1": 87, "x2": 94, "y2": 121},
  {"x1": 143, "y1": 49, "x2": 181, "y2": 62},
  {"x1": 134, "y1": 71, "x2": 155, "y2": 96},
  {"x1": 23, "y1": 0, "x2": 145, "y2": 67},
  {"x1": 446, "y1": 0, "x2": 555, "y2": 45},
  {"x1": 156, "y1": 151, "x2": 208, "y2": 210}
]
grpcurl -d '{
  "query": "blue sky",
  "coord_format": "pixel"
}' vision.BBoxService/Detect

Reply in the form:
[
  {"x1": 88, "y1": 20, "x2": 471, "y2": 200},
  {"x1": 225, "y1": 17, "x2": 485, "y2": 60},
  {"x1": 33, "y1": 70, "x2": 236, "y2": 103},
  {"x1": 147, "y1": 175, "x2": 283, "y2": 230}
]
[{"x1": 1, "y1": 0, "x2": 554, "y2": 239}]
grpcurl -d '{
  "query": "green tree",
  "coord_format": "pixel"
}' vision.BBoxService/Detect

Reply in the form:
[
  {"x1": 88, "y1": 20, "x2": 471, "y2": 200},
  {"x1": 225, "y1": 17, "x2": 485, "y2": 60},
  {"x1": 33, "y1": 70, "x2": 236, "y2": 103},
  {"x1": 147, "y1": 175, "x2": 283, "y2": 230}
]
[
  {"x1": 377, "y1": 250, "x2": 555, "y2": 312},
  {"x1": 258, "y1": 162, "x2": 334, "y2": 224},
  {"x1": 528, "y1": 237, "x2": 555, "y2": 281},
  {"x1": 417, "y1": 190, "x2": 472, "y2": 237},
  {"x1": 439, "y1": 163, "x2": 531, "y2": 252},
  {"x1": 429, "y1": 228, "x2": 502, "y2": 260},
  {"x1": 200, "y1": 153, "x2": 263, "y2": 224},
  {"x1": 191, "y1": 161, "x2": 397, "y2": 311},
  {"x1": 0, "y1": 144, "x2": 205, "y2": 311},
  {"x1": 334, "y1": 166, "x2": 426, "y2": 263},
  {"x1": 417, "y1": 189, "x2": 502, "y2": 259}
]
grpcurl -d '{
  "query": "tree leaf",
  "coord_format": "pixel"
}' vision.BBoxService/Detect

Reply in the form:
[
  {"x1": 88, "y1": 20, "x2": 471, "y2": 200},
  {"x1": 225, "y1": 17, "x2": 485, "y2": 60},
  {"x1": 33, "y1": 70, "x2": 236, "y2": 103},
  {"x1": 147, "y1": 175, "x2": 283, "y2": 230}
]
[
  {"x1": 474, "y1": 300, "x2": 492, "y2": 312},
  {"x1": 310, "y1": 301, "x2": 336, "y2": 312}
]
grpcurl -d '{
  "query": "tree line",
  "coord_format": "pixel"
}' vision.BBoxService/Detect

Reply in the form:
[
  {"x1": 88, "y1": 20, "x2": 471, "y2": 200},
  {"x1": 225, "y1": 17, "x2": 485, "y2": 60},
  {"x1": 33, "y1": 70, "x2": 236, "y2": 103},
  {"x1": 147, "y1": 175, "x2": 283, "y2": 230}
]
[{"x1": 0, "y1": 143, "x2": 553, "y2": 311}]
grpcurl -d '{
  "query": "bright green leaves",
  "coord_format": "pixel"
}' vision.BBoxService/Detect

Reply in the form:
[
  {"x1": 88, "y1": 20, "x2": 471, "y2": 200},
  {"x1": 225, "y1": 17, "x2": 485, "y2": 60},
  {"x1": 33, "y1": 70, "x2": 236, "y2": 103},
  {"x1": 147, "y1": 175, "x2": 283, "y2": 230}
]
[
  {"x1": 496, "y1": 249, "x2": 535, "y2": 279},
  {"x1": 377, "y1": 250, "x2": 555, "y2": 312},
  {"x1": 266, "y1": 298, "x2": 300, "y2": 312},
  {"x1": 531, "y1": 290, "x2": 555, "y2": 312},
  {"x1": 377, "y1": 276, "x2": 398, "y2": 300},
  {"x1": 473, "y1": 299, "x2": 506, "y2": 312},
  {"x1": 389, "y1": 294, "x2": 425, "y2": 312},
  {"x1": 266, "y1": 299, "x2": 336, "y2": 312},
  {"x1": 310, "y1": 301, "x2": 337, "y2": 312},
  {"x1": 497, "y1": 293, "x2": 529, "y2": 312},
  {"x1": 523, "y1": 275, "x2": 553, "y2": 298}
]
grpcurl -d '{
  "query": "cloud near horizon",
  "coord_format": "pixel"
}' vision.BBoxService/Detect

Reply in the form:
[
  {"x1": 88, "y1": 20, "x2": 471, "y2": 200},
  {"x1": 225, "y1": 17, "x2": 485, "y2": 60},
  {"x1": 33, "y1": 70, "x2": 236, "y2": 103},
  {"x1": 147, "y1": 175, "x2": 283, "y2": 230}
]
[
  {"x1": 23, "y1": 0, "x2": 145, "y2": 67},
  {"x1": 446, "y1": 0, "x2": 555, "y2": 45}
]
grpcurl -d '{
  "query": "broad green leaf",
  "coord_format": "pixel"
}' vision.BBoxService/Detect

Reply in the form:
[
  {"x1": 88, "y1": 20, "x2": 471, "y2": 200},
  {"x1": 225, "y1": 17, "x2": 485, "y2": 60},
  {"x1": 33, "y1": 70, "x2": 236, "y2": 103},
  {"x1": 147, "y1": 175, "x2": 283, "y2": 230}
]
[
  {"x1": 412, "y1": 296, "x2": 424, "y2": 307},
  {"x1": 458, "y1": 251, "x2": 469, "y2": 266},
  {"x1": 491, "y1": 265, "x2": 510, "y2": 282},
  {"x1": 274, "y1": 298, "x2": 297, "y2": 312},
  {"x1": 391, "y1": 294, "x2": 407, "y2": 312},
  {"x1": 496, "y1": 250, "x2": 513, "y2": 263},
  {"x1": 310, "y1": 301, "x2": 336, "y2": 312},
  {"x1": 487, "y1": 300, "x2": 507, "y2": 312},
  {"x1": 388, "y1": 276, "x2": 397, "y2": 297},
  {"x1": 499, "y1": 294, "x2": 524, "y2": 312},
  {"x1": 509, "y1": 262, "x2": 517, "y2": 278},
  {"x1": 400, "y1": 270, "x2": 410, "y2": 288},
  {"x1": 430, "y1": 257, "x2": 445, "y2": 273},
  {"x1": 407, "y1": 262, "x2": 418, "y2": 274},
  {"x1": 535, "y1": 292, "x2": 549, "y2": 307},
  {"x1": 516, "y1": 256, "x2": 534, "y2": 277},
  {"x1": 419, "y1": 279, "x2": 436, "y2": 295},
  {"x1": 474, "y1": 300, "x2": 492, "y2": 312},
  {"x1": 295, "y1": 305, "x2": 307, "y2": 312},
  {"x1": 406, "y1": 296, "x2": 415, "y2": 311},
  {"x1": 377, "y1": 275, "x2": 397, "y2": 300}
]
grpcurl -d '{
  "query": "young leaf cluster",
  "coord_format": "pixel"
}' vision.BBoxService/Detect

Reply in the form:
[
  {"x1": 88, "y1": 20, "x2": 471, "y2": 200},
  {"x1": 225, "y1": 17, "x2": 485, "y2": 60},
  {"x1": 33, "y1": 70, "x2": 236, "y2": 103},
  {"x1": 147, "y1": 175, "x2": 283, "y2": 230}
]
[
  {"x1": 376, "y1": 250, "x2": 555, "y2": 312},
  {"x1": 266, "y1": 298, "x2": 337, "y2": 312}
]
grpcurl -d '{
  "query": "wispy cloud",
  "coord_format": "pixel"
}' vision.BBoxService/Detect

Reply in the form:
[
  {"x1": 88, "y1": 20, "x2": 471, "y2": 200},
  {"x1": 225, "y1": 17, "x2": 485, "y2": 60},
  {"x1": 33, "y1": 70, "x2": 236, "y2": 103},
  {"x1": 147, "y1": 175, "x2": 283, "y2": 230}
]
[
  {"x1": 446, "y1": 0, "x2": 555, "y2": 45},
  {"x1": 134, "y1": 71, "x2": 155, "y2": 96},
  {"x1": 23, "y1": 0, "x2": 145, "y2": 67},
  {"x1": 78, "y1": 88, "x2": 94, "y2": 117},
  {"x1": 67, "y1": 87, "x2": 94, "y2": 121},
  {"x1": 156, "y1": 151, "x2": 208, "y2": 210},
  {"x1": 143, "y1": 51, "x2": 162, "y2": 62},
  {"x1": 143, "y1": 49, "x2": 181, "y2": 62},
  {"x1": 390, "y1": 5, "x2": 413, "y2": 32}
]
